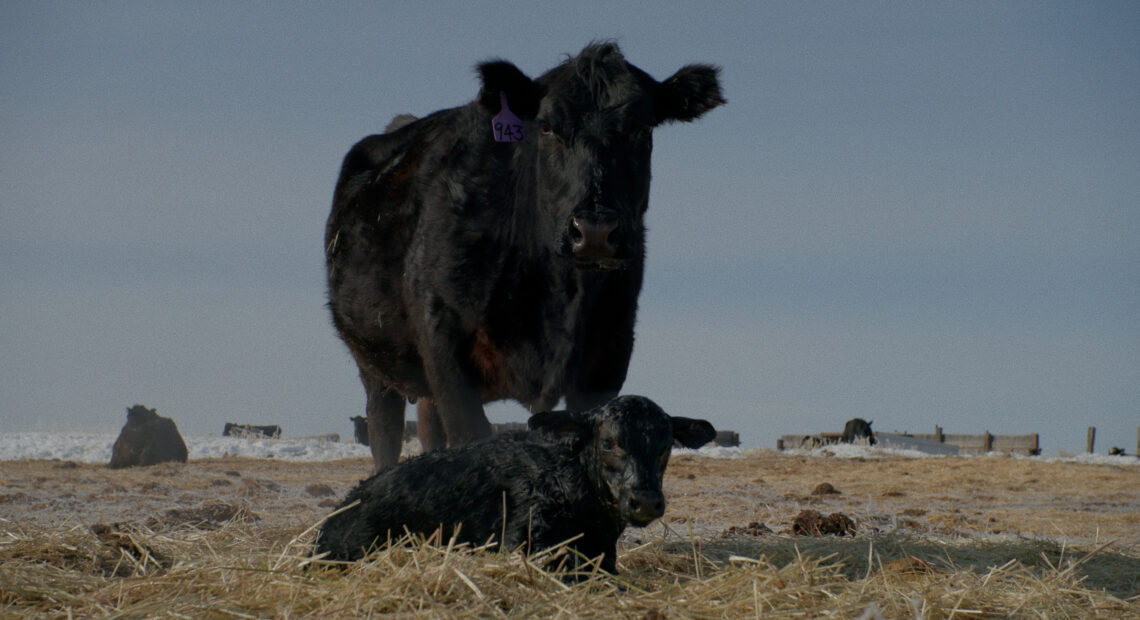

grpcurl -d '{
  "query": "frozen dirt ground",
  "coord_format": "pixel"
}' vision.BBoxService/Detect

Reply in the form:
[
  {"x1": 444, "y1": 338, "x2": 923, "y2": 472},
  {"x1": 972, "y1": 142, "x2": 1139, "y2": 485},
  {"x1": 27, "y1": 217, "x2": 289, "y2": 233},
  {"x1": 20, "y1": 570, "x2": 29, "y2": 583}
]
[{"x1": 2, "y1": 449, "x2": 1137, "y2": 551}]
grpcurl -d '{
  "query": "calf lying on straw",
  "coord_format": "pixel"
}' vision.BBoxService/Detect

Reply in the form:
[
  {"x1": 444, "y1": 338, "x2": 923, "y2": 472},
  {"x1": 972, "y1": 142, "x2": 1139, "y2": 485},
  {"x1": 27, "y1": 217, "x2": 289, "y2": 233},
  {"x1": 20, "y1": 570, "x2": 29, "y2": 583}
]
[{"x1": 315, "y1": 395, "x2": 716, "y2": 573}]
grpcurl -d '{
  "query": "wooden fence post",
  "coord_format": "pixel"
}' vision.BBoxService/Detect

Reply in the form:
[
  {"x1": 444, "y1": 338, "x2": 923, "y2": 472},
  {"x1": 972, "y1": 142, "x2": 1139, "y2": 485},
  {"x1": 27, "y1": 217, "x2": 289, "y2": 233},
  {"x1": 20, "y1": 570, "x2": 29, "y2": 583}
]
[
  {"x1": 1086, "y1": 427, "x2": 1096, "y2": 454},
  {"x1": 935, "y1": 425, "x2": 944, "y2": 443},
  {"x1": 983, "y1": 431, "x2": 994, "y2": 453}
]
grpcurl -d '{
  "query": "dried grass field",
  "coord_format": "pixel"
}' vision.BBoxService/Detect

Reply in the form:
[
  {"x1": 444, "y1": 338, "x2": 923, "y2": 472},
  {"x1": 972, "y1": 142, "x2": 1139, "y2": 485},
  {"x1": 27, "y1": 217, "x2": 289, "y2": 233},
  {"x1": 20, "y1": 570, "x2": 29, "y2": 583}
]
[{"x1": 2, "y1": 450, "x2": 1138, "y2": 618}]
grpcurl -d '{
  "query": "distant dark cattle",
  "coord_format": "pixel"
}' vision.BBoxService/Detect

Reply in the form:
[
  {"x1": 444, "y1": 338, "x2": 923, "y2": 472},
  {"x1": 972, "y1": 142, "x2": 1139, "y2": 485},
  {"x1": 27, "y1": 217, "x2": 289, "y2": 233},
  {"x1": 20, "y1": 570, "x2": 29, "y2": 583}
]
[
  {"x1": 350, "y1": 416, "x2": 369, "y2": 446},
  {"x1": 315, "y1": 396, "x2": 715, "y2": 573},
  {"x1": 223, "y1": 423, "x2": 282, "y2": 439},
  {"x1": 109, "y1": 405, "x2": 188, "y2": 469},
  {"x1": 842, "y1": 418, "x2": 875, "y2": 445},
  {"x1": 324, "y1": 42, "x2": 725, "y2": 470}
]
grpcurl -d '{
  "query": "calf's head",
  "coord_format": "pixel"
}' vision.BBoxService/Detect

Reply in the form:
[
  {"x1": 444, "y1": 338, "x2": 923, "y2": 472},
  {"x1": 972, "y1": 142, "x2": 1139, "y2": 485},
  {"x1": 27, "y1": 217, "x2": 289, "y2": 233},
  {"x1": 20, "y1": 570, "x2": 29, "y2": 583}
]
[
  {"x1": 529, "y1": 395, "x2": 716, "y2": 526},
  {"x1": 476, "y1": 43, "x2": 724, "y2": 269}
]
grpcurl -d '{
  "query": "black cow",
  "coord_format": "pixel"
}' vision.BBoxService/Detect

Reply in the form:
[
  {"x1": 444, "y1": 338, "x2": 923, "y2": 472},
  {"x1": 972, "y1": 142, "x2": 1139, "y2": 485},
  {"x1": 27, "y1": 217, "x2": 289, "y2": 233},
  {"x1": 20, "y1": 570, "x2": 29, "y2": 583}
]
[
  {"x1": 350, "y1": 415, "x2": 369, "y2": 446},
  {"x1": 325, "y1": 42, "x2": 724, "y2": 470},
  {"x1": 841, "y1": 418, "x2": 875, "y2": 445},
  {"x1": 222, "y1": 423, "x2": 282, "y2": 439},
  {"x1": 315, "y1": 396, "x2": 715, "y2": 573},
  {"x1": 109, "y1": 405, "x2": 188, "y2": 469}
]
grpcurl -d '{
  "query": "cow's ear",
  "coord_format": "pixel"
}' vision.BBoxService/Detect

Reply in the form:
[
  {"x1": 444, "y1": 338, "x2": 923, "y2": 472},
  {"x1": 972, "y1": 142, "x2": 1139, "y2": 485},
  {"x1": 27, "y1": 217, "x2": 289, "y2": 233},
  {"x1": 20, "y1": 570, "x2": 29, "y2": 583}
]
[
  {"x1": 655, "y1": 64, "x2": 725, "y2": 124},
  {"x1": 476, "y1": 60, "x2": 542, "y2": 120},
  {"x1": 528, "y1": 411, "x2": 591, "y2": 445},
  {"x1": 670, "y1": 416, "x2": 717, "y2": 449}
]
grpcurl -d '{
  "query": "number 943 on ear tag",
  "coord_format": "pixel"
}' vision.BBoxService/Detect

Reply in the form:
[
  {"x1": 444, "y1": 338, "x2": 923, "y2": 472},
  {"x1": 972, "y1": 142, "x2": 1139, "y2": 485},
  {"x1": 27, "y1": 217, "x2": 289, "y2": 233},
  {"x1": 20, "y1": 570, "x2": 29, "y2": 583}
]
[{"x1": 492, "y1": 92, "x2": 525, "y2": 143}]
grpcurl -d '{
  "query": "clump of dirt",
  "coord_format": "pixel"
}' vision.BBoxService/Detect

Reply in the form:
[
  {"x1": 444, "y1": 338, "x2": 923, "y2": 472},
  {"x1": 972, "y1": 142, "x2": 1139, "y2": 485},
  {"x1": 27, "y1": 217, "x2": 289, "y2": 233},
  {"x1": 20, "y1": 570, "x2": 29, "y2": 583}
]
[
  {"x1": 90, "y1": 522, "x2": 169, "y2": 575},
  {"x1": 721, "y1": 521, "x2": 773, "y2": 537},
  {"x1": 811, "y1": 482, "x2": 841, "y2": 495},
  {"x1": 147, "y1": 500, "x2": 260, "y2": 530},
  {"x1": 240, "y1": 478, "x2": 282, "y2": 495},
  {"x1": 304, "y1": 483, "x2": 336, "y2": 497},
  {"x1": 878, "y1": 556, "x2": 939, "y2": 577},
  {"x1": 791, "y1": 509, "x2": 855, "y2": 537}
]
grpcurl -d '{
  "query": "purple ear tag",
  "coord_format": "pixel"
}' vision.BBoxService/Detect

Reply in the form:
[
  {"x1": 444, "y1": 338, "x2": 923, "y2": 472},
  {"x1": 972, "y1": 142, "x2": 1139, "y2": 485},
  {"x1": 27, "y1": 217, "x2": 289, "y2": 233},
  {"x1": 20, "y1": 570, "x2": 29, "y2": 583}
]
[{"x1": 491, "y1": 91, "x2": 525, "y2": 143}]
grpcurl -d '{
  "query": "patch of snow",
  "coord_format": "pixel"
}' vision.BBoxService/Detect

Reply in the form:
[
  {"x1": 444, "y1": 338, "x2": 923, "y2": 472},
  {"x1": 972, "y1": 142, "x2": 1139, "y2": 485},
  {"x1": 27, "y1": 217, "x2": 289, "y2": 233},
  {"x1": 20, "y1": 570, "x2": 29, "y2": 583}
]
[
  {"x1": 1040, "y1": 452, "x2": 1140, "y2": 466},
  {"x1": 673, "y1": 445, "x2": 746, "y2": 459},
  {"x1": 0, "y1": 432, "x2": 371, "y2": 463},
  {"x1": 1, "y1": 432, "x2": 1136, "y2": 466}
]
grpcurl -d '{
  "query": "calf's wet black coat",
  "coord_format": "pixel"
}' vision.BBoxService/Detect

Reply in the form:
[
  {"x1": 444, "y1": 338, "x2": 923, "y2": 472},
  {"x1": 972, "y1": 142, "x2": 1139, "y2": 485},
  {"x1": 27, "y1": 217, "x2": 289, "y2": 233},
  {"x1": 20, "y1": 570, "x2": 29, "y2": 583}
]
[
  {"x1": 324, "y1": 42, "x2": 724, "y2": 470},
  {"x1": 314, "y1": 396, "x2": 715, "y2": 573}
]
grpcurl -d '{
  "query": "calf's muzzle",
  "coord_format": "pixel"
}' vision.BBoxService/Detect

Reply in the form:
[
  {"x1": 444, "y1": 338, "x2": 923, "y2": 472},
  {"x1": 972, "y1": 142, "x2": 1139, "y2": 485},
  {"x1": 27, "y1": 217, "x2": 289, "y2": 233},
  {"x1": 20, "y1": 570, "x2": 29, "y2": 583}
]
[{"x1": 627, "y1": 489, "x2": 665, "y2": 526}]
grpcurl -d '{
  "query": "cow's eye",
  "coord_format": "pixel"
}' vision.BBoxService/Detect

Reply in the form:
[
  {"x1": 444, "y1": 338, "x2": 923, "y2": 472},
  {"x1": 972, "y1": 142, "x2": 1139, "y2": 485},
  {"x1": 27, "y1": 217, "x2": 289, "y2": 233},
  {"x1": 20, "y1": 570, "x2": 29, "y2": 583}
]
[
  {"x1": 540, "y1": 122, "x2": 554, "y2": 136},
  {"x1": 600, "y1": 438, "x2": 615, "y2": 451}
]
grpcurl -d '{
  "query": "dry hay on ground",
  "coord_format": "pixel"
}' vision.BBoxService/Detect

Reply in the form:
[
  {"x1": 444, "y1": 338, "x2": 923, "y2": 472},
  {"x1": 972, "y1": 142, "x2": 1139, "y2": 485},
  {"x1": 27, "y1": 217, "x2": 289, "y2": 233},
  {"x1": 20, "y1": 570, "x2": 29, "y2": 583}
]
[{"x1": 2, "y1": 450, "x2": 1138, "y2": 617}]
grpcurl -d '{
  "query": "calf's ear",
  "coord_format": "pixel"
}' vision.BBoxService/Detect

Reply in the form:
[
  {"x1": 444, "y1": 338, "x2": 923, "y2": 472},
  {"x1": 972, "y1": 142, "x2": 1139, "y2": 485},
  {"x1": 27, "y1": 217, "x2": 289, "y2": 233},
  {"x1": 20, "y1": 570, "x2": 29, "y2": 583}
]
[
  {"x1": 670, "y1": 416, "x2": 717, "y2": 449},
  {"x1": 476, "y1": 60, "x2": 542, "y2": 120},
  {"x1": 655, "y1": 64, "x2": 725, "y2": 124},
  {"x1": 528, "y1": 411, "x2": 591, "y2": 445}
]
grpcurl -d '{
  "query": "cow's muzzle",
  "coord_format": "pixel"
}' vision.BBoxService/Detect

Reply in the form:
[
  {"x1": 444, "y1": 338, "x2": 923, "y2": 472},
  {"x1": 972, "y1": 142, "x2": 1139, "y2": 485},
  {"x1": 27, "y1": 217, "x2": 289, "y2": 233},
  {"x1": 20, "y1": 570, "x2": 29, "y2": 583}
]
[{"x1": 570, "y1": 215, "x2": 620, "y2": 264}]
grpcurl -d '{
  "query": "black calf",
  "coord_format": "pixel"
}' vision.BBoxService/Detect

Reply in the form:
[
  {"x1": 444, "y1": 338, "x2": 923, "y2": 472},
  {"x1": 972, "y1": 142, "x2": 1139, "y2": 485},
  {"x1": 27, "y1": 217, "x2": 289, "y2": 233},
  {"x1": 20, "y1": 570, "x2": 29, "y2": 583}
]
[{"x1": 315, "y1": 396, "x2": 715, "y2": 573}]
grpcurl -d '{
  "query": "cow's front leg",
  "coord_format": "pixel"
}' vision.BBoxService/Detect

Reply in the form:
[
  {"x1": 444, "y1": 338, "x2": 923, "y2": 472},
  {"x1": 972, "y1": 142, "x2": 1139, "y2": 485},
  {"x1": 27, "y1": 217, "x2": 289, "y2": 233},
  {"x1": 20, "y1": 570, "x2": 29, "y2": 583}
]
[
  {"x1": 427, "y1": 367, "x2": 492, "y2": 448},
  {"x1": 416, "y1": 398, "x2": 448, "y2": 453},
  {"x1": 363, "y1": 377, "x2": 406, "y2": 472},
  {"x1": 565, "y1": 270, "x2": 640, "y2": 412},
  {"x1": 420, "y1": 305, "x2": 493, "y2": 449}
]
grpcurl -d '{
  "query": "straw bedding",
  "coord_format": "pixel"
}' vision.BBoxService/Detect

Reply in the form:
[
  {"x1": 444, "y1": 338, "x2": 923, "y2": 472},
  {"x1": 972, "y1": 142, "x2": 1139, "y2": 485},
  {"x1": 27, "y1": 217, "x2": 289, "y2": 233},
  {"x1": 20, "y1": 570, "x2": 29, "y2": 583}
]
[{"x1": 2, "y1": 451, "x2": 1137, "y2": 617}]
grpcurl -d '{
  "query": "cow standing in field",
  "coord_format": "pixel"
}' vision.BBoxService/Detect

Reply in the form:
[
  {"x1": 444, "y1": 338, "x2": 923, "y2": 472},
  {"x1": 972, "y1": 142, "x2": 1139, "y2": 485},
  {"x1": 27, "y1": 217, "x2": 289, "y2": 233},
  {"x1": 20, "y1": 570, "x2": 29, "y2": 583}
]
[
  {"x1": 315, "y1": 395, "x2": 716, "y2": 573},
  {"x1": 350, "y1": 416, "x2": 369, "y2": 446},
  {"x1": 325, "y1": 42, "x2": 724, "y2": 470},
  {"x1": 842, "y1": 418, "x2": 875, "y2": 445}
]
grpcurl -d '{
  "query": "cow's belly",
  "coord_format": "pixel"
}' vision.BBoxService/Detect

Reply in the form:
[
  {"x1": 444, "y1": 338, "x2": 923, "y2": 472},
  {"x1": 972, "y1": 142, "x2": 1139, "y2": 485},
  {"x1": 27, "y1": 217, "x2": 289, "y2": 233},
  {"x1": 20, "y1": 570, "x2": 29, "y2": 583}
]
[{"x1": 470, "y1": 326, "x2": 573, "y2": 410}]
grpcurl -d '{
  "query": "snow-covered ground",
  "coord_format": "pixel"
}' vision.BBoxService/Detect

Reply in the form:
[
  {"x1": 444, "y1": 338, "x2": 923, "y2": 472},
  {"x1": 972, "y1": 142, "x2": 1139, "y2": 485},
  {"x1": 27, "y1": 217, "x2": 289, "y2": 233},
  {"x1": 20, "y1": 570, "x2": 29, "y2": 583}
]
[
  {"x1": 0, "y1": 432, "x2": 1135, "y2": 466},
  {"x1": 0, "y1": 432, "x2": 371, "y2": 463}
]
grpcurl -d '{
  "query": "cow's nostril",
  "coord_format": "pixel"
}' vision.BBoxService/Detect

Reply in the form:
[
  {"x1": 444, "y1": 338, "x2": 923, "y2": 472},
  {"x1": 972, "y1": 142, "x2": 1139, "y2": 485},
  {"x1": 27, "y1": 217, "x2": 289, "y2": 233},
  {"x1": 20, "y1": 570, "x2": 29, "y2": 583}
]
[
  {"x1": 571, "y1": 217, "x2": 619, "y2": 258},
  {"x1": 606, "y1": 221, "x2": 622, "y2": 244}
]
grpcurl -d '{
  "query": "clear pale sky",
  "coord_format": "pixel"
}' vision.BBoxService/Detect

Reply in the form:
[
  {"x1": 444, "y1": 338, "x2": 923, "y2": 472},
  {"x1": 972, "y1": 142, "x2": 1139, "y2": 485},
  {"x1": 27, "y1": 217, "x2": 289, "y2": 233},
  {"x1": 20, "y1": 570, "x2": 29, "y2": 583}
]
[{"x1": 3, "y1": 2, "x2": 1137, "y2": 456}]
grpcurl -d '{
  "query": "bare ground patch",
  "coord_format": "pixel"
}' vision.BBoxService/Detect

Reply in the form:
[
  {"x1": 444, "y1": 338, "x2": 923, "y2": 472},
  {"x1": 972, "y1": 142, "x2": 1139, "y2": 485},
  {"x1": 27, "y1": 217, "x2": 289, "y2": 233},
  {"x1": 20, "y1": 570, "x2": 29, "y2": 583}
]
[{"x1": 2, "y1": 451, "x2": 1138, "y2": 617}]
